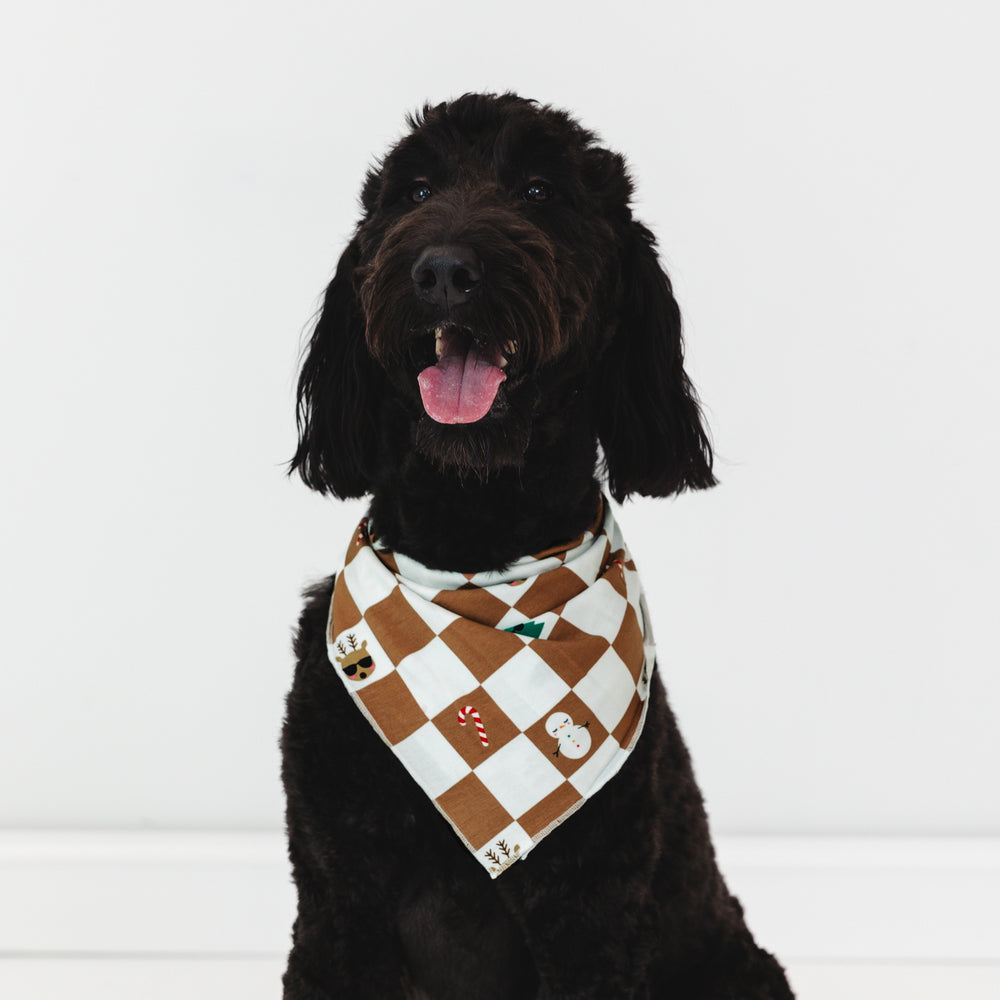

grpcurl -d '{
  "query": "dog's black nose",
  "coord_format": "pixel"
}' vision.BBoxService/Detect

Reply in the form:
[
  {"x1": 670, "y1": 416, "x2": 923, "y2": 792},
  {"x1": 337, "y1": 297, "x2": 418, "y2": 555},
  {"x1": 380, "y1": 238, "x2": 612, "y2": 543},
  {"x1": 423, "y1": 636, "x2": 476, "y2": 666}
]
[{"x1": 411, "y1": 245, "x2": 483, "y2": 308}]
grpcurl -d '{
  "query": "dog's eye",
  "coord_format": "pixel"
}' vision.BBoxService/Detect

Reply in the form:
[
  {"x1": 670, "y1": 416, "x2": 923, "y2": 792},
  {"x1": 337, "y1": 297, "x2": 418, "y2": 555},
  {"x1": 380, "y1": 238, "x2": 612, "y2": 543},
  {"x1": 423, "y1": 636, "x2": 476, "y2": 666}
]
[
  {"x1": 523, "y1": 181, "x2": 552, "y2": 203},
  {"x1": 410, "y1": 182, "x2": 433, "y2": 204}
]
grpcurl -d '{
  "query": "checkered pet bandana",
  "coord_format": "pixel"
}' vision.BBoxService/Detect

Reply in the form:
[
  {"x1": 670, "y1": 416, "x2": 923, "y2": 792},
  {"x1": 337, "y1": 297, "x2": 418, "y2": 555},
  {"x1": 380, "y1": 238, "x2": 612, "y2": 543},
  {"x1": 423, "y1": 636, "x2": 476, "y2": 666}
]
[{"x1": 326, "y1": 500, "x2": 656, "y2": 877}]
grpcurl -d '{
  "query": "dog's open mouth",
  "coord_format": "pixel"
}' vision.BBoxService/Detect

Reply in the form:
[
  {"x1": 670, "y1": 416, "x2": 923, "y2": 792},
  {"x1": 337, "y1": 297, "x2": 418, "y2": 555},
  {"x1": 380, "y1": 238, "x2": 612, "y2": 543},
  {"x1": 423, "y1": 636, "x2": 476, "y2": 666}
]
[{"x1": 417, "y1": 324, "x2": 516, "y2": 424}]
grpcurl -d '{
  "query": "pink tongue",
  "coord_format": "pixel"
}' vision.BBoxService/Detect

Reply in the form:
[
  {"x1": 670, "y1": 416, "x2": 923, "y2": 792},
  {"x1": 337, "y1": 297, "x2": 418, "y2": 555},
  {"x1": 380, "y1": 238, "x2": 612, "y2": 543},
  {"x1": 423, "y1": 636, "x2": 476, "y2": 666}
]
[{"x1": 417, "y1": 343, "x2": 506, "y2": 424}]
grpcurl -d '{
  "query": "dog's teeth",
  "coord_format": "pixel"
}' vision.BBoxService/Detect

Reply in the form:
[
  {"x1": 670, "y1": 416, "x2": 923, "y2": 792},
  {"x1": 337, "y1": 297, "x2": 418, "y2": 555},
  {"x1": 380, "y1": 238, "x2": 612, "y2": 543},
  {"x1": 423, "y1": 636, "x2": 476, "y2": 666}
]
[
  {"x1": 504, "y1": 340, "x2": 517, "y2": 355},
  {"x1": 499, "y1": 356, "x2": 508, "y2": 369},
  {"x1": 434, "y1": 327, "x2": 443, "y2": 358}
]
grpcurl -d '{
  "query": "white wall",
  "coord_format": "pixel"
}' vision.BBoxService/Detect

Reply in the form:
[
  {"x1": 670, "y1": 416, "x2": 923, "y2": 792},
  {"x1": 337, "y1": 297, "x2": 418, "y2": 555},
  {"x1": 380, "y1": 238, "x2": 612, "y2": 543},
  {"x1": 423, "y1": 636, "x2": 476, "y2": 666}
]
[{"x1": 1, "y1": 0, "x2": 997, "y2": 834}]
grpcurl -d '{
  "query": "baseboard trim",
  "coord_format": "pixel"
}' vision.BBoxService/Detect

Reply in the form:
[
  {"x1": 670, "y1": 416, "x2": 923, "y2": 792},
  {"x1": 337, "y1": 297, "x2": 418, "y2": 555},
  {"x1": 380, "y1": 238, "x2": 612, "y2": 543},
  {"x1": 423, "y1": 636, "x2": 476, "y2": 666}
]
[{"x1": 1, "y1": 831, "x2": 996, "y2": 960}]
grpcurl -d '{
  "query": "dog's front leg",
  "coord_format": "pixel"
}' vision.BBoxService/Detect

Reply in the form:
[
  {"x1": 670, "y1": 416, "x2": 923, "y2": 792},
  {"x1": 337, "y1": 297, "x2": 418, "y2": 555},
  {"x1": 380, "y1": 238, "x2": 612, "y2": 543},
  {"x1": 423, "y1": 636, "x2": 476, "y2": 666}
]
[
  {"x1": 495, "y1": 835, "x2": 657, "y2": 1000},
  {"x1": 282, "y1": 815, "x2": 410, "y2": 999}
]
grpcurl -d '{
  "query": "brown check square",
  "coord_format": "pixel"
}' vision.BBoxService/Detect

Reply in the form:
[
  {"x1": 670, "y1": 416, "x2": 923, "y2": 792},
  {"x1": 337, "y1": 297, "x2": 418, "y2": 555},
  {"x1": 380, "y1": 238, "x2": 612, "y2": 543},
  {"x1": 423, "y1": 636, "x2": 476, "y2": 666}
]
[
  {"x1": 435, "y1": 773, "x2": 514, "y2": 850},
  {"x1": 533, "y1": 616, "x2": 610, "y2": 686},
  {"x1": 611, "y1": 690, "x2": 645, "y2": 749},
  {"x1": 342, "y1": 528, "x2": 366, "y2": 567},
  {"x1": 439, "y1": 618, "x2": 523, "y2": 683},
  {"x1": 518, "y1": 780, "x2": 583, "y2": 839},
  {"x1": 432, "y1": 584, "x2": 511, "y2": 627},
  {"x1": 431, "y1": 687, "x2": 519, "y2": 767},
  {"x1": 604, "y1": 549, "x2": 629, "y2": 598},
  {"x1": 513, "y1": 566, "x2": 590, "y2": 618},
  {"x1": 523, "y1": 689, "x2": 610, "y2": 779},
  {"x1": 330, "y1": 577, "x2": 363, "y2": 636},
  {"x1": 356, "y1": 670, "x2": 427, "y2": 745},
  {"x1": 531, "y1": 535, "x2": 578, "y2": 562},
  {"x1": 611, "y1": 602, "x2": 644, "y2": 683},
  {"x1": 364, "y1": 588, "x2": 436, "y2": 665}
]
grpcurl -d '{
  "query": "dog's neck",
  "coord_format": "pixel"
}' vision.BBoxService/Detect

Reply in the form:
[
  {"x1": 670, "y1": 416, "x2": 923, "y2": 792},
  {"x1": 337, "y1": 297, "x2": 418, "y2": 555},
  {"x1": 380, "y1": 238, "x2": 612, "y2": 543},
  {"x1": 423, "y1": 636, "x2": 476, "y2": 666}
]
[{"x1": 367, "y1": 410, "x2": 603, "y2": 573}]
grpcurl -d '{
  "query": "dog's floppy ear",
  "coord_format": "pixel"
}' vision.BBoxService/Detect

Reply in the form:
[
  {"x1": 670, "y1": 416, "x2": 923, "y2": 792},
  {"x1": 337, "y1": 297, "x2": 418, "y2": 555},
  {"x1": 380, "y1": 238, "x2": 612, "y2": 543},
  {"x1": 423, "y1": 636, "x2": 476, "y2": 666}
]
[
  {"x1": 596, "y1": 221, "x2": 717, "y2": 501},
  {"x1": 289, "y1": 237, "x2": 384, "y2": 498}
]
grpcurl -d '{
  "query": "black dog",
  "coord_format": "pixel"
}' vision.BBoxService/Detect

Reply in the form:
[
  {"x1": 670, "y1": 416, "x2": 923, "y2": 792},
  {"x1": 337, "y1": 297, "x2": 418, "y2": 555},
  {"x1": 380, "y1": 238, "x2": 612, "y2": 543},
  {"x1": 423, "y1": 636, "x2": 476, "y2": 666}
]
[{"x1": 282, "y1": 93, "x2": 793, "y2": 999}]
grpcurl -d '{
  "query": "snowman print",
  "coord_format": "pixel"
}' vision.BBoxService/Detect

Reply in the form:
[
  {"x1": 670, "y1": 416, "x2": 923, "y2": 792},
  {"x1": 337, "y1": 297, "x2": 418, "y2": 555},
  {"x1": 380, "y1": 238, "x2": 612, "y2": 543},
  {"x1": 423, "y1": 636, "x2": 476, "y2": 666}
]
[{"x1": 546, "y1": 712, "x2": 592, "y2": 759}]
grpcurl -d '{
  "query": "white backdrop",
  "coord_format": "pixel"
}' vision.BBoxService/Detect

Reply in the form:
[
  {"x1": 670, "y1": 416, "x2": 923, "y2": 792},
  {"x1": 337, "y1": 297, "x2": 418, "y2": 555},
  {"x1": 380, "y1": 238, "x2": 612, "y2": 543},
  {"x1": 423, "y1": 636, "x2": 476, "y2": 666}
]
[{"x1": 1, "y1": 0, "x2": 997, "y2": 836}]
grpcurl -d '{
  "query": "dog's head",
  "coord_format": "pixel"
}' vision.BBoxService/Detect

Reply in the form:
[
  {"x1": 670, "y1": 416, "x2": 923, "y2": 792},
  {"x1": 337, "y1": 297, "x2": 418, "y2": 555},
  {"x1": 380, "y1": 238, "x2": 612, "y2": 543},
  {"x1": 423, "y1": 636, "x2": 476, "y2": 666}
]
[{"x1": 291, "y1": 93, "x2": 715, "y2": 501}]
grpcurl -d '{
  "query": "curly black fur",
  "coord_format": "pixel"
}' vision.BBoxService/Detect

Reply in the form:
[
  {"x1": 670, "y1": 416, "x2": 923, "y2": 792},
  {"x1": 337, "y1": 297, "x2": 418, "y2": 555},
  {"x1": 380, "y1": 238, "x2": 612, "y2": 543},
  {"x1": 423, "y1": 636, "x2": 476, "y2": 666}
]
[{"x1": 283, "y1": 93, "x2": 793, "y2": 998}]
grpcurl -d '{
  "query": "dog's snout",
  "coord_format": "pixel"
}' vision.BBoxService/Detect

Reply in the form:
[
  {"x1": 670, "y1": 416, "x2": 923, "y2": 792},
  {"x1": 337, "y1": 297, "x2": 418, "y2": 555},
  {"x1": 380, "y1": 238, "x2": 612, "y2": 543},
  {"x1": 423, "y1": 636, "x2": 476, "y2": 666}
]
[{"x1": 411, "y1": 245, "x2": 483, "y2": 308}]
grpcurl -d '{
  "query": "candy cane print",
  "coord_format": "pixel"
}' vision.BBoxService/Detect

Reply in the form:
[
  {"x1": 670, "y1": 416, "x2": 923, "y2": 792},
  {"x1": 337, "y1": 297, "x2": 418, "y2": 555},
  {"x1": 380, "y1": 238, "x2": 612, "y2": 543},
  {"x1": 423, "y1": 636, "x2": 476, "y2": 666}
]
[{"x1": 457, "y1": 705, "x2": 489, "y2": 747}]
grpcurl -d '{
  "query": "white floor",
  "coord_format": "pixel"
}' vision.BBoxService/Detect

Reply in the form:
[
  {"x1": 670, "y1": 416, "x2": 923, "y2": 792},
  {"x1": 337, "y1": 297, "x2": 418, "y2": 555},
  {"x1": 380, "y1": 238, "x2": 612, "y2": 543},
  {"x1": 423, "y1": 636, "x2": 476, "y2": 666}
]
[
  {"x1": 0, "y1": 957, "x2": 999, "y2": 999},
  {"x1": 4, "y1": 834, "x2": 999, "y2": 998}
]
